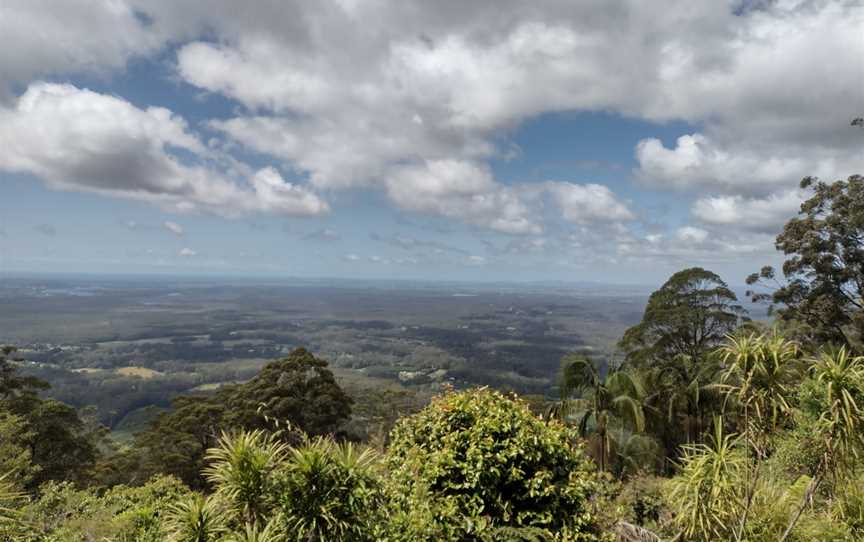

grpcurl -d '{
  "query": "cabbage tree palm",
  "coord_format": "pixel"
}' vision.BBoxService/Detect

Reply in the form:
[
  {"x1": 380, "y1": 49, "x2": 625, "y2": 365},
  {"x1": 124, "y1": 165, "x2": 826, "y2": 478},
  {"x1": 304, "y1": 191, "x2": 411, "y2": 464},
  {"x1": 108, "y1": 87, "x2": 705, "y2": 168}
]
[
  {"x1": 781, "y1": 346, "x2": 864, "y2": 541},
  {"x1": 638, "y1": 354, "x2": 722, "y2": 468},
  {"x1": 204, "y1": 430, "x2": 289, "y2": 525},
  {"x1": 666, "y1": 419, "x2": 748, "y2": 541},
  {"x1": 716, "y1": 331, "x2": 801, "y2": 540},
  {"x1": 557, "y1": 354, "x2": 645, "y2": 471},
  {"x1": 274, "y1": 437, "x2": 382, "y2": 541},
  {"x1": 164, "y1": 493, "x2": 228, "y2": 542},
  {"x1": 718, "y1": 330, "x2": 801, "y2": 439}
]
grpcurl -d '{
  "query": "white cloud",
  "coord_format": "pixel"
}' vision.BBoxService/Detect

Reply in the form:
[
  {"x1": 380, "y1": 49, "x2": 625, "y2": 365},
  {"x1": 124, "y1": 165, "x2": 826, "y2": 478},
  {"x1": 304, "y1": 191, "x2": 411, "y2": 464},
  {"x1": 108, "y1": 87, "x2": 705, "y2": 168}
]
[
  {"x1": 675, "y1": 226, "x2": 709, "y2": 245},
  {"x1": 163, "y1": 221, "x2": 184, "y2": 237},
  {"x1": 0, "y1": 0, "x2": 164, "y2": 99},
  {"x1": 343, "y1": 253, "x2": 360, "y2": 262},
  {"x1": 385, "y1": 160, "x2": 541, "y2": 235},
  {"x1": 692, "y1": 190, "x2": 804, "y2": 233},
  {"x1": 164, "y1": 0, "x2": 860, "y2": 239},
  {"x1": 178, "y1": 247, "x2": 196, "y2": 257},
  {"x1": 636, "y1": 134, "x2": 857, "y2": 194},
  {"x1": 0, "y1": 83, "x2": 328, "y2": 217},
  {"x1": 1, "y1": 0, "x2": 860, "y2": 253},
  {"x1": 545, "y1": 182, "x2": 634, "y2": 224}
]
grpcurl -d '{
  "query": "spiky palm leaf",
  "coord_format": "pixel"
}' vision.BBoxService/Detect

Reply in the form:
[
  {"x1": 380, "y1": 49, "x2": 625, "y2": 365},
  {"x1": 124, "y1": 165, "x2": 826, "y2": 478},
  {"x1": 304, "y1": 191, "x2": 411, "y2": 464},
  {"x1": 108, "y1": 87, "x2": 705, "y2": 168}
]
[
  {"x1": 809, "y1": 346, "x2": 864, "y2": 462},
  {"x1": 275, "y1": 436, "x2": 381, "y2": 541},
  {"x1": 666, "y1": 419, "x2": 748, "y2": 541},
  {"x1": 0, "y1": 472, "x2": 25, "y2": 526},
  {"x1": 222, "y1": 518, "x2": 285, "y2": 542},
  {"x1": 718, "y1": 331, "x2": 801, "y2": 435},
  {"x1": 204, "y1": 430, "x2": 289, "y2": 524},
  {"x1": 164, "y1": 493, "x2": 228, "y2": 542}
]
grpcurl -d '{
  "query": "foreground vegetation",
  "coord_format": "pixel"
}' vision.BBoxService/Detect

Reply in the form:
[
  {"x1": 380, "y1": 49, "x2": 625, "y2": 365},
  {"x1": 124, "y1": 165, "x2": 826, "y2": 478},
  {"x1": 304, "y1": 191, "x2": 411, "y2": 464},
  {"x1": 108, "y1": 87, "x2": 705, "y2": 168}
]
[{"x1": 0, "y1": 174, "x2": 862, "y2": 540}]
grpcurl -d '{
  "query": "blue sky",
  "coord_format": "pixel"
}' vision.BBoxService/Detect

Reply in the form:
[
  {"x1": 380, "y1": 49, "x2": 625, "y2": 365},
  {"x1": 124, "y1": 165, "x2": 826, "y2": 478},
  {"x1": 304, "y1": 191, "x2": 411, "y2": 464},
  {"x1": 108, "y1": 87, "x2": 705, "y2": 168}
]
[{"x1": 0, "y1": 1, "x2": 861, "y2": 285}]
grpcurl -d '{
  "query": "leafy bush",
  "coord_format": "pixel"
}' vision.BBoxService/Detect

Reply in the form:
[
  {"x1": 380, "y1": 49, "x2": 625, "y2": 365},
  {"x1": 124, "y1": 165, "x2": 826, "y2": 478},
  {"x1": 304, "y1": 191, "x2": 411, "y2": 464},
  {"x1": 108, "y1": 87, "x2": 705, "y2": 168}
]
[
  {"x1": 4, "y1": 475, "x2": 190, "y2": 542},
  {"x1": 384, "y1": 388, "x2": 608, "y2": 540},
  {"x1": 613, "y1": 475, "x2": 665, "y2": 529}
]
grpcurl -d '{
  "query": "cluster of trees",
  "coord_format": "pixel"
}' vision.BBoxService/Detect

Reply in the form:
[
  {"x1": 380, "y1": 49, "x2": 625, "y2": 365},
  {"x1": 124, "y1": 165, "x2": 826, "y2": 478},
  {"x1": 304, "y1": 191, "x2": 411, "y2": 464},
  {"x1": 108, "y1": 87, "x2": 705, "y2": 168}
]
[
  {"x1": 546, "y1": 175, "x2": 864, "y2": 539},
  {"x1": 1, "y1": 371, "x2": 609, "y2": 540},
  {"x1": 0, "y1": 174, "x2": 862, "y2": 540}
]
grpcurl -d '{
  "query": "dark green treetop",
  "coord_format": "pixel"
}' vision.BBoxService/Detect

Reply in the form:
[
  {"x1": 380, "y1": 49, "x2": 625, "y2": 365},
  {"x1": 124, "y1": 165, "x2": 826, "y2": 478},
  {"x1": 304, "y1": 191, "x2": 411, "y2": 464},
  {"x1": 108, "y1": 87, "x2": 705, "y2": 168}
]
[
  {"x1": 127, "y1": 348, "x2": 352, "y2": 488},
  {"x1": 621, "y1": 267, "x2": 747, "y2": 367}
]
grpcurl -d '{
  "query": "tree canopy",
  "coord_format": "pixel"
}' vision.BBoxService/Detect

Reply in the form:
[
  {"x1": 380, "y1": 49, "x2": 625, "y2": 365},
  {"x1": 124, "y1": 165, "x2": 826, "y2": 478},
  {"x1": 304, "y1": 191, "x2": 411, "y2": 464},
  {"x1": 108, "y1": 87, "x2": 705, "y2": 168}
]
[
  {"x1": 126, "y1": 348, "x2": 353, "y2": 488},
  {"x1": 748, "y1": 175, "x2": 864, "y2": 350},
  {"x1": 621, "y1": 267, "x2": 747, "y2": 367},
  {"x1": 0, "y1": 346, "x2": 101, "y2": 489}
]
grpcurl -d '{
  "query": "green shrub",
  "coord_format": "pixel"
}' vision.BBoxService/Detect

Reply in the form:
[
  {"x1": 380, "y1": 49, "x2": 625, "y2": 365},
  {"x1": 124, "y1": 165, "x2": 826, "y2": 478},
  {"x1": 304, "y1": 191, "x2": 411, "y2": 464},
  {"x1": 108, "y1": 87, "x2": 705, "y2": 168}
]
[
  {"x1": 384, "y1": 388, "x2": 608, "y2": 541},
  {"x1": 614, "y1": 475, "x2": 665, "y2": 529},
  {"x1": 5, "y1": 475, "x2": 189, "y2": 542}
]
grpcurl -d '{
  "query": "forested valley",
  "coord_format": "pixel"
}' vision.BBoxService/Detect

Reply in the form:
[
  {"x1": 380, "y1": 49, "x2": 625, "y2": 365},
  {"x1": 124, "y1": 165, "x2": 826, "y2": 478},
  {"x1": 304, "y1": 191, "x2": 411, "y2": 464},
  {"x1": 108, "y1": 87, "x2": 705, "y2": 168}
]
[{"x1": 1, "y1": 175, "x2": 863, "y2": 541}]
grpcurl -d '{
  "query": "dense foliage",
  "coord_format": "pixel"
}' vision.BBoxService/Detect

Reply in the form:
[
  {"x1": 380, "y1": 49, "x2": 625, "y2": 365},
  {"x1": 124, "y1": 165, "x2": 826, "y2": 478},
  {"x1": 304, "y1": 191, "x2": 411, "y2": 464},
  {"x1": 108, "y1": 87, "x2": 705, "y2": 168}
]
[
  {"x1": 105, "y1": 348, "x2": 353, "y2": 488},
  {"x1": 748, "y1": 174, "x2": 864, "y2": 350},
  {"x1": 385, "y1": 388, "x2": 606, "y2": 540},
  {"x1": 621, "y1": 267, "x2": 747, "y2": 367}
]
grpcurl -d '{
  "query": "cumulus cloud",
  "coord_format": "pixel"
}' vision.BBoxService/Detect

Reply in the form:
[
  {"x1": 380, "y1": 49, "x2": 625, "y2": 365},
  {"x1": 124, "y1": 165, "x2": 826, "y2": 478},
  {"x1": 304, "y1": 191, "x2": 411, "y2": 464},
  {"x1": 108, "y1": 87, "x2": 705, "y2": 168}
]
[
  {"x1": 636, "y1": 134, "x2": 856, "y2": 194},
  {"x1": 675, "y1": 226, "x2": 709, "y2": 245},
  {"x1": 1, "y1": 0, "x2": 861, "y2": 256},
  {"x1": 545, "y1": 182, "x2": 634, "y2": 224},
  {"x1": 385, "y1": 160, "x2": 541, "y2": 234},
  {"x1": 178, "y1": 247, "x2": 196, "y2": 257},
  {"x1": 692, "y1": 190, "x2": 804, "y2": 233},
  {"x1": 0, "y1": 83, "x2": 328, "y2": 218},
  {"x1": 163, "y1": 221, "x2": 185, "y2": 237},
  {"x1": 0, "y1": 0, "x2": 164, "y2": 99},
  {"x1": 179, "y1": 1, "x2": 860, "y2": 239}
]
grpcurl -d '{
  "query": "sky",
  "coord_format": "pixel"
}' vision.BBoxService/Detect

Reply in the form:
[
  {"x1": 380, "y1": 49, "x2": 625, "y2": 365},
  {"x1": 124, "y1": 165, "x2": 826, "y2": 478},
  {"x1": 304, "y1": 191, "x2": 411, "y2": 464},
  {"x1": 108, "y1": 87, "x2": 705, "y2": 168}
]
[{"x1": 0, "y1": 0, "x2": 861, "y2": 285}]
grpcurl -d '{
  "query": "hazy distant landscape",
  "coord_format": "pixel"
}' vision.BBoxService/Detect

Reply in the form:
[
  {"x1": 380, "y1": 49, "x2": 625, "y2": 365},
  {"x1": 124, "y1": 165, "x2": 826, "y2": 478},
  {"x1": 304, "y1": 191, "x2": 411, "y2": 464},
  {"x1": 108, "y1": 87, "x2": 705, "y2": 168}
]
[{"x1": 0, "y1": 273, "x2": 654, "y2": 432}]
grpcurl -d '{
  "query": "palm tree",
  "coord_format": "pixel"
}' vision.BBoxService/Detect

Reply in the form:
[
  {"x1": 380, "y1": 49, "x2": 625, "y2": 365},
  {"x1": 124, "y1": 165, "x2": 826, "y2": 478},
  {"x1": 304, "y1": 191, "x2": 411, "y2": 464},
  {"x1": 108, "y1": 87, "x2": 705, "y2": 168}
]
[
  {"x1": 556, "y1": 354, "x2": 646, "y2": 471},
  {"x1": 164, "y1": 493, "x2": 228, "y2": 542},
  {"x1": 274, "y1": 437, "x2": 382, "y2": 541},
  {"x1": 780, "y1": 346, "x2": 864, "y2": 541},
  {"x1": 222, "y1": 519, "x2": 284, "y2": 542},
  {"x1": 718, "y1": 330, "x2": 801, "y2": 439},
  {"x1": 715, "y1": 330, "x2": 801, "y2": 540},
  {"x1": 203, "y1": 430, "x2": 289, "y2": 525},
  {"x1": 662, "y1": 354, "x2": 723, "y2": 447},
  {"x1": 636, "y1": 354, "x2": 722, "y2": 470},
  {"x1": 666, "y1": 418, "x2": 748, "y2": 541}
]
